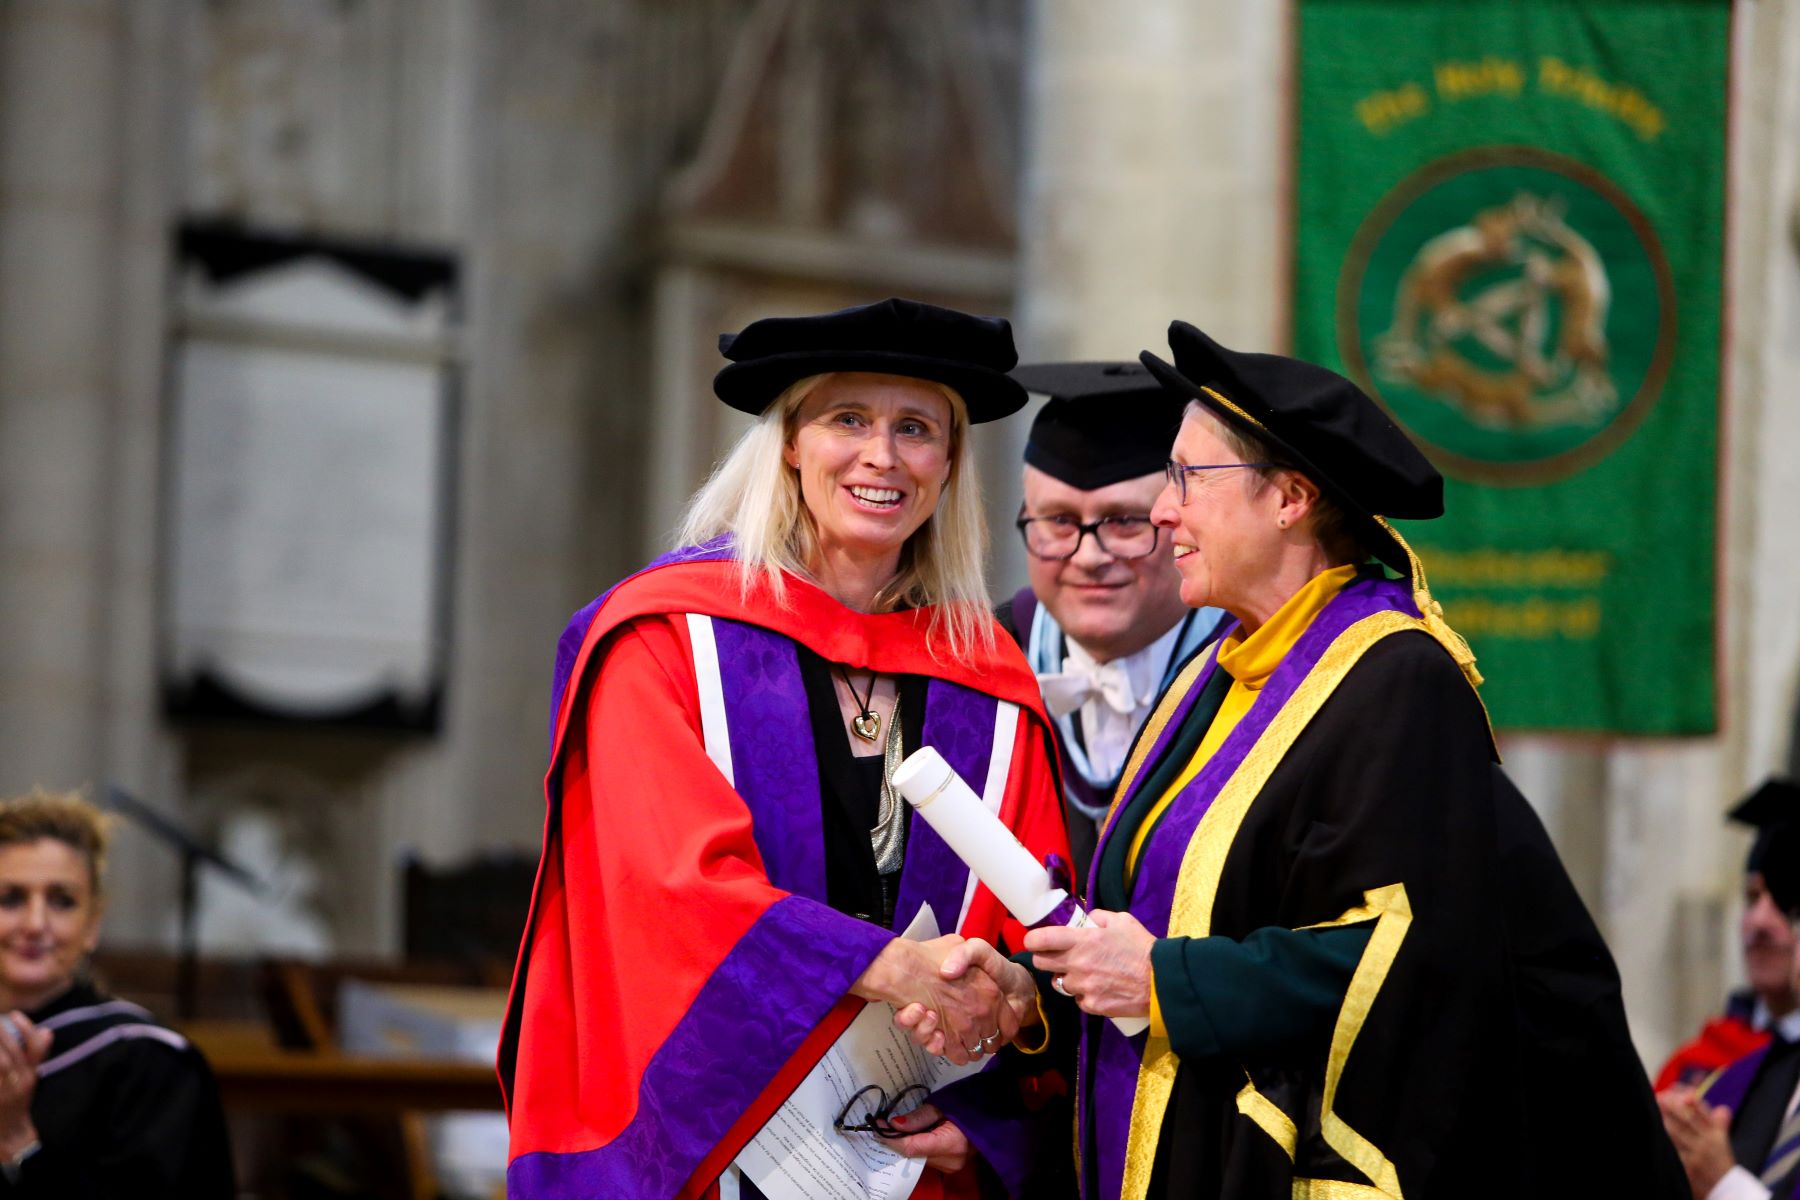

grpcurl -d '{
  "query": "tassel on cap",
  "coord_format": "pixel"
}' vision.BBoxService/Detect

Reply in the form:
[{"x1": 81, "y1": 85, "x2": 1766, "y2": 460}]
[{"x1": 1375, "y1": 517, "x2": 1483, "y2": 690}]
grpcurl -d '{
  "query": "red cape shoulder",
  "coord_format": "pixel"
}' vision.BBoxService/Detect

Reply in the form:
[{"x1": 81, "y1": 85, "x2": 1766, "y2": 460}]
[{"x1": 589, "y1": 560, "x2": 1041, "y2": 699}]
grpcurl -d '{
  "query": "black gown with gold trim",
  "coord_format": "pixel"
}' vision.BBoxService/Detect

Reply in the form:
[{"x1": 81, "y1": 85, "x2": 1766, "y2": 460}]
[{"x1": 1075, "y1": 584, "x2": 1684, "y2": 1199}]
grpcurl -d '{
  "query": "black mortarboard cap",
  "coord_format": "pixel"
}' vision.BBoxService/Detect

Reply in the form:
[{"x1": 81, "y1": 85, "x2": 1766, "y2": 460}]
[
  {"x1": 713, "y1": 297, "x2": 1027, "y2": 423},
  {"x1": 1139, "y1": 322, "x2": 1444, "y2": 574},
  {"x1": 1730, "y1": 778, "x2": 1800, "y2": 883},
  {"x1": 1760, "y1": 823, "x2": 1800, "y2": 915},
  {"x1": 1015, "y1": 362, "x2": 1189, "y2": 490}
]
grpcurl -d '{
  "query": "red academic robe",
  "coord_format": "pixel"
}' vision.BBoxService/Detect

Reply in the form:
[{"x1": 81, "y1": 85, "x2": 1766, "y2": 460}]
[
  {"x1": 1656, "y1": 1012, "x2": 1770, "y2": 1092},
  {"x1": 499, "y1": 548, "x2": 1070, "y2": 1199}
]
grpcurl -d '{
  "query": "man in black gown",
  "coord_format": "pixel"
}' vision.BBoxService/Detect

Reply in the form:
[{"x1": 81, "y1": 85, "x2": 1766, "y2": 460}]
[
  {"x1": 1667, "y1": 808, "x2": 1800, "y2": 1200},
  {"x1": 1000, "y1": 363, "x2": 1224, "y2": 888}
]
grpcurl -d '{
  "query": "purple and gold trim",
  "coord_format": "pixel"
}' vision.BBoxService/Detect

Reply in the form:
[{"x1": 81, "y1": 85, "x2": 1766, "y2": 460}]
[{"x1": 1081, "y1": 576, "x2": 1424, "y2": 1200}]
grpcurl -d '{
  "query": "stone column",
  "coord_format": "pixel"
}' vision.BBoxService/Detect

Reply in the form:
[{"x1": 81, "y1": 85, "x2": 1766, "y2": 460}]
[
  {"x1": 1007, "y1": 0, "x2": 1286, "y2": 585},
  {"x1": 1017, "y1": 0, "x2": 1286, "y2": 359},
  {"x1": 0, "y1": 1, "x2": 127, "y2": 792}
]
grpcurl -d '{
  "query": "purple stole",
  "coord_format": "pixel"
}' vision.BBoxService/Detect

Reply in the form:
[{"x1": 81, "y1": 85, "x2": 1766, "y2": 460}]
[
  {"x1": 1705, "y1": 1047, "x2": 1800, "y2": 1199},
  {"x1": 535, "y1": 543, "x2": 1030, "y2": 1194},
  {"x1": 1078, "y1": 575, "x2": 1421, "y2": 1200},
  {"x1": 1706, "y1": 1045, "x2": 1770, "y2": 1113}
]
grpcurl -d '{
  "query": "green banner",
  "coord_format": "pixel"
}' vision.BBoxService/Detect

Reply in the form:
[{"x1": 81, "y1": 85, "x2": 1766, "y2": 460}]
[{"x1": 1294, "y1": 0, "x2": 1729, "y2": 734}]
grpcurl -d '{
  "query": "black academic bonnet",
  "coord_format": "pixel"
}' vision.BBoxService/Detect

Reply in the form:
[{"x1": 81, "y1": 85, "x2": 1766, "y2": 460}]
[
  {"x1": 1730, "y1": 778, "x2": 1800, "y2": 884},
  {"x1": 1759, "y1": 828, "x2": 1800, "y2": 914},
  {"x1": 713, "y1": 297, "x2": 1028, "y2": 423},
  {"x1": 1139, "y1": 321, "x2": 1445, "y2": 575},
  {"x1": 1015, "y1": 362, "x2": 1190, "y2": 490},
  {"x1": 1754, "y1": 821, "x2": 1800, "y2": 916}
]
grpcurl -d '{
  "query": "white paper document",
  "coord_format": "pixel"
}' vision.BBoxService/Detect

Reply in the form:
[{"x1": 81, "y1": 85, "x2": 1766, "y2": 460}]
[{"x1": 731, "y1": 904, "x2": 988, "y2": 1200}]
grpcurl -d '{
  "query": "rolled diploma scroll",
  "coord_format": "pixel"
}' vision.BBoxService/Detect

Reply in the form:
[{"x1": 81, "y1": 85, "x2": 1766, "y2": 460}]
[{"x1": 892, "y1": 746, "x2": 1151, "y2": 1038}]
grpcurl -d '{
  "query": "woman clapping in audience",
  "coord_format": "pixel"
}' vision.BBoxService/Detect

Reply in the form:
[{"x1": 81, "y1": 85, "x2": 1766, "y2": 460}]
[{"x1": 0, "y1": 790, "x2": 234, "y2": 1197}]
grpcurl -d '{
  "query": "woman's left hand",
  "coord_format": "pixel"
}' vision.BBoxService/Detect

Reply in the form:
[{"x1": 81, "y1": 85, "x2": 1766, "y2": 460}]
[
  {"x1": 1022, "y1": 909, "x2": 1155, "y2": 1018},
  {"x1": 888, "y1": 1105, "x2": 972, "y2": 1174}
]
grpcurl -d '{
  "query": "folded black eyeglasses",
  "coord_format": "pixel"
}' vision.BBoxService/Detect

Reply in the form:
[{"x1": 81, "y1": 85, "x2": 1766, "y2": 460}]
[{"x1": 832, "y1": 1083, "x2": 946, "y2": 1140}]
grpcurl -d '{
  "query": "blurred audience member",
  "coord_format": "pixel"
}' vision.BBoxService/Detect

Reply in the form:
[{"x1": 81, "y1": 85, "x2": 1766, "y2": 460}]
[
  {"x1": 1662, "y1": 810, "x2": 1800, "y2": 1200},
  {"x1": 0, "y1": 789, "x2": 234, "y2": 1197},
  {"x1": 1658, "y1": 779, "x2": 1800, "y2": 1092}
]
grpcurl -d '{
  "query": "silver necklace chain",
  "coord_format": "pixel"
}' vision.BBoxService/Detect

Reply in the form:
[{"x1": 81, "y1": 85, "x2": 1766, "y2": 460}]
[{"x1": 870, "y1": 692, "x2": 905, "y2": 874}]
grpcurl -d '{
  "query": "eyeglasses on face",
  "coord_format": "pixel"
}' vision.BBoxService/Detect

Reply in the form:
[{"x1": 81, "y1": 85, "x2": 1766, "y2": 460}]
[
  {"x1": 1163, "y1": 459, "x2": 1277, "y2": 504},
  {"x1": 833, "y1": 1083, "x2": 944, "y2": 1140},
  {"x1": 1015, "y1": 513, "x2": 1160, "y2": 561}
]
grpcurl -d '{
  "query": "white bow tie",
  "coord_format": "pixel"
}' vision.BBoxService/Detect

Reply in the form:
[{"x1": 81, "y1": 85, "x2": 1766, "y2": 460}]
[{"x1": 1038, "y1": 657, "x2": 1138, "y2": 719}]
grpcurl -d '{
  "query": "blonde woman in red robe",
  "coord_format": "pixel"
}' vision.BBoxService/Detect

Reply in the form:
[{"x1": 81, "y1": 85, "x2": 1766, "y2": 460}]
[{"x1": 500, "y1": 299, "x2": 1071, "y2": 1199}]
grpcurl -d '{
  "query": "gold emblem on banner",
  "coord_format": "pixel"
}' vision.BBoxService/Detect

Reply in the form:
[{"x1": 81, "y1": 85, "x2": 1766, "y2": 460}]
[{"x1": 1338, "y1": 146, "x2": 1675, "y2": 486}]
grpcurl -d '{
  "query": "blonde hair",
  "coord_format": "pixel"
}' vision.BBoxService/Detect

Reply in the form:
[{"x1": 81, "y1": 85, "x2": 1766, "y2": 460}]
[
  {"x1": 676, "y1": 373, "x2": 995, "y2": 658},
  {"x1": 0, "y1": 788, "x2": 110, "y2": 896}
]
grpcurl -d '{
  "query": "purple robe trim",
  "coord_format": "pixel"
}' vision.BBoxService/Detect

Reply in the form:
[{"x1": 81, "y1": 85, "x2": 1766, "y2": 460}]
[
  {"x1": 528, "y1": 544, "x2": 1035, "y2": 1196},
  {"x1": 1704, "y1": 1043, "x2": 1770, "y2": 1114},
  {"x1": 1087, "y1": 656, "x2": 1217, "y2": 899},
  {"x1": 1701, "y1": 1046, "x2": 1800, "y2": 1200},
  {"x1": 506, "y1": 894, "x2": 892, "y2": 1199},
  {"x1": 548, "y1": 536, "x2": 737, "y2": 741},
  {"x1": 933, "y1": 1057, "x2": 1033, "y2": 1197},
  {"x1": 896, "y1": 679, "x2": 999, "y2": 936},
  {"x1": 713, "y1": 619, "x2": 828, "y2": 900},
  {"x1": 896, "y1": 677, "x2": 1038, "y2": 1192},
  {"x1": 1081, "y1": 576, "x2": 1417, "y2": 1200},
  {"x1": 711, "y1": 621, "x2": 1003, "y2": 939},
  {"x1": 1126, "y1": 577, "x2": 1413, "y2": 932}
]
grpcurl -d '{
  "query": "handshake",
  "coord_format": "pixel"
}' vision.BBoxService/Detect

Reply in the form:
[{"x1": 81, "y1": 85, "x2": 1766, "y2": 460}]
[
  {"x1": 852, "y1": 935, "x2": 1039, "y2": 1066},
  {"x1": 850, "y1": 909, "x2": 1158, "y2": 1066}
]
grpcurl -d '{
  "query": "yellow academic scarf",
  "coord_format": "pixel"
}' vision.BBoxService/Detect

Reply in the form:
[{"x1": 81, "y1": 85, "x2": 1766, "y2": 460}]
[
  {"x1": 1125, "y1": 563, "x2": 1361, "y2": 878},
  {"x1": 1134, "y1": 564, "x2": 1357, "y2": 1038}
]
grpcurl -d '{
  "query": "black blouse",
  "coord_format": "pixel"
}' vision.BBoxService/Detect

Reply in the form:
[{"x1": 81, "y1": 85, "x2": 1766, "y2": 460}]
[{"x1": 794, "y1": 646, "x2": 927, "y2": 930}]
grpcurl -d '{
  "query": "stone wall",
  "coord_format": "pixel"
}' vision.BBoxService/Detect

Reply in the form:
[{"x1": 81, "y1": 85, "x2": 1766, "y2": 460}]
[{"x1": 0, "y1": 0, "x2": 756, "y2": 954}]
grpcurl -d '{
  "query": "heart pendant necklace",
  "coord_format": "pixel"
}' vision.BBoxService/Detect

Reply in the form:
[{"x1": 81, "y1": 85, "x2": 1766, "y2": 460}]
[{"x1": 837, "y1": 665, "x2": 881, "y2": 743}]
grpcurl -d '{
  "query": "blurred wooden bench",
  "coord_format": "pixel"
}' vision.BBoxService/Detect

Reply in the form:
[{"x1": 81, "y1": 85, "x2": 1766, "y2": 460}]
[{"x1": 91, "y1": 950, "x2": 505, "y2": 1200}]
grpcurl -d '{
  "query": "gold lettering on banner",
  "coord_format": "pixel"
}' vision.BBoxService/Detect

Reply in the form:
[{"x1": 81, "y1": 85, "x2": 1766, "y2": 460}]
[
  {"x1": 1538, "y1": 57, "x2": 1665, "y2": 140},
  {"x1": 1420, "y1": 548, "x2": 1608, "y2": 641},
  {"x1": 1354, "y1": 59, "x2": 1664, "y2": 142},
  {"x1": 1356, "y1": 82, "x2": 1429, "y2": 135},
  {"x1": 1440, "y1": 596, "x2": 1603, "y2": 641},
  {"x1": 1422, "y1": 549, "x2": 1612, "y2": 589},
  {"x1": 1433, "y1": 57, "x2": 1525, "y2": 100}
]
